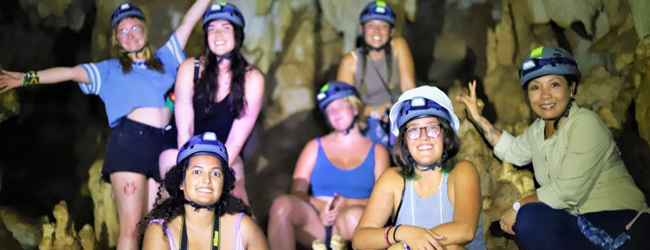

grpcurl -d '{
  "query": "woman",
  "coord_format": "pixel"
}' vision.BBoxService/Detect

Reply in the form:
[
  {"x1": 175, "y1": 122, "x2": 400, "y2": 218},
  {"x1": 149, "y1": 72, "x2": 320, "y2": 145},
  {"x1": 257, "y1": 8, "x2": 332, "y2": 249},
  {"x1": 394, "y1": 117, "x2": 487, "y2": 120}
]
[
  {"x1": 267, "y1": 81, "x2": 390, "y2": 250},
  {"x1": 159, "y1": 2, "x2": 264, "y2": 204},
  {"x1": 337, "y1": 1, "x2": 416, "y2": 148},
  {"x1": 139, "y1": 131, "x2": 268, "y2": 250},
  {"x1": 353, "y1": 86, "x2": 486, "y2": 250},
  {"x1": 456, "y1": 45, "x2": 649, "y2": 249},
  {"x1": 0, "y1": 2, "x2": 210, "y2": 249}
]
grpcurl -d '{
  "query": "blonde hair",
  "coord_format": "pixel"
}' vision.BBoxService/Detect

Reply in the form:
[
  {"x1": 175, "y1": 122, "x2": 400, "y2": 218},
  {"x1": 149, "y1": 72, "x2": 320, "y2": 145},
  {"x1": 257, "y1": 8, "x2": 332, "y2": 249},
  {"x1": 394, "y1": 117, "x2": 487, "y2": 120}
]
[
  {"x1": 342, "y1": 95, "x2": 367, "y2": 131},
  {"x1": 110, "y1": 17, "x2": 163, "y2": 74}
]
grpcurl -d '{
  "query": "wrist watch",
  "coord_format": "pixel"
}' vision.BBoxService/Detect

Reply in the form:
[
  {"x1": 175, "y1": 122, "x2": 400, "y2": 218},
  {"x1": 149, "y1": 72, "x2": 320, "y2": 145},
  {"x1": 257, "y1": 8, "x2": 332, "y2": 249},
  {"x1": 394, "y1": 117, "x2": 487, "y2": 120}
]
[{"x1": 512, "y1": 199, "x2": 521, "y2": 212}]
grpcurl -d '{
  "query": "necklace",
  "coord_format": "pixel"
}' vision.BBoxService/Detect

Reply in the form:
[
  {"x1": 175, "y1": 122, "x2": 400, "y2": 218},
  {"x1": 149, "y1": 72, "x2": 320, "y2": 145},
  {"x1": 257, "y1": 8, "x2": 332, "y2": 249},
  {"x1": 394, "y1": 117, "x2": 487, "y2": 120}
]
[
  {"x1": 179, "y1": 213, "x2": 220, "y2": 250},
  {"x1": 410, "y1": 174, "x2": 444, "y2": 226}
]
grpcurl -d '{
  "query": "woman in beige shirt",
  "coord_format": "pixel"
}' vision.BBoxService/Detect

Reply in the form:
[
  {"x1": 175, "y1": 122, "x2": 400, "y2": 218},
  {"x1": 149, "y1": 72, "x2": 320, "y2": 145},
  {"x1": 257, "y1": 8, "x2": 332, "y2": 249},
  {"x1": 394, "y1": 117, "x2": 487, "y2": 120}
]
[{"x1": 457, "y1": 45, "x2": 649, "y2": 249}]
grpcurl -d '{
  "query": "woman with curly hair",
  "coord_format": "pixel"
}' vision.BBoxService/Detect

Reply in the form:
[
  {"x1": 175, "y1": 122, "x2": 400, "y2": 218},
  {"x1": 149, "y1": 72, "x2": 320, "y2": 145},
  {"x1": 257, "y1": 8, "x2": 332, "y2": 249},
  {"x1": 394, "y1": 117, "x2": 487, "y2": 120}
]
[{"x1": 139, "y1": 132, "x2": 268, "y2": 250}]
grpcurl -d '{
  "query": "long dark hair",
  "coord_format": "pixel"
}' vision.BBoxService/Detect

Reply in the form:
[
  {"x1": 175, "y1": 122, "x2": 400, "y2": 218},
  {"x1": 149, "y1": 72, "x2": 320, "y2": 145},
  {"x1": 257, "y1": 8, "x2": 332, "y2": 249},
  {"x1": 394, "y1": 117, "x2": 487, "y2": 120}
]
[
  {"x1": 110, "y1": 17, "x2": 164, "y2": 74},
  {"x1": 194, "y1": 22, "x2": 249, "y2": 120},
  {"x1": 136, "y1": 156, "x2": 251, "y2": 245},
  {"x1": 392, "y1": 116, "x2": 460, "y2": 179}
]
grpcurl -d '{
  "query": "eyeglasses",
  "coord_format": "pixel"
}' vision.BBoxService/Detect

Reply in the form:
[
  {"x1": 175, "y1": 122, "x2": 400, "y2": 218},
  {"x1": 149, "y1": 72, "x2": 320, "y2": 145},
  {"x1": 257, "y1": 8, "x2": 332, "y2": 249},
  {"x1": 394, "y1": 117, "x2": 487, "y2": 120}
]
[
  {"x1": 117, "y1": 25, "x2": 143, "y2": 37},
  {"x1": 406, "y1": 123, "x2": 441, "y2": 140}
]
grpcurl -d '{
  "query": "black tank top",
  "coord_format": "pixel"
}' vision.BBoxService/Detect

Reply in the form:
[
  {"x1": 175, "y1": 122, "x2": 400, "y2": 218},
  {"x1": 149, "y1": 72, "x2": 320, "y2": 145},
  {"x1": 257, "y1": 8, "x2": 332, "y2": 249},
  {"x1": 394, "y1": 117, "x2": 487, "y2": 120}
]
[{"x1": 193, "y1": 93, "x2": 236, "y2": 142}]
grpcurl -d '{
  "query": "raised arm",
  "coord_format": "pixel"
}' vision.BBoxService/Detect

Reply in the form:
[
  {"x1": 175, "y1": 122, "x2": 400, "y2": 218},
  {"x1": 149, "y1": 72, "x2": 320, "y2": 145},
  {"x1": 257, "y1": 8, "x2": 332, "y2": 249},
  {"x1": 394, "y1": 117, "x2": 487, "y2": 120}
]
[
  {"x1": 429, "y1": 161, "x2": 482, "y2": 246},
  {"x1": 336, "y1": 52, "x2": 357, "y2": 85},
  {"x1": 223, "y1": 68, "x2": 264, "y2": 166},
  {"x1": 456, "y1": 80, "x2": 502, "y2": 146},
  {"x1": 173, "y1": 0, "x2": 211, "y2": 48},
  {"x1": 1, "y1": 67, "x2": 88, "y2": 94},
  {"x1": 174, "y1": 58, "x2": 198, "y2": 147},
  {"x1": 392, "y1": 37, "x2": 416, "y2": 92}
]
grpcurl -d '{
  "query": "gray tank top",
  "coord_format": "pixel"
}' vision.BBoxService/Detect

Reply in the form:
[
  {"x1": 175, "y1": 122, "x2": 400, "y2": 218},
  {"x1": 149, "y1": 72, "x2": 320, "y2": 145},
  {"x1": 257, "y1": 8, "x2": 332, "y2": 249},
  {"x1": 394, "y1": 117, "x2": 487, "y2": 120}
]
[
  {"x1": 395, "y1": 174, "x2": 486, "y2": 250},
  {"x1": 352, "y1": 47, "x2": 401, "y2": 105}
]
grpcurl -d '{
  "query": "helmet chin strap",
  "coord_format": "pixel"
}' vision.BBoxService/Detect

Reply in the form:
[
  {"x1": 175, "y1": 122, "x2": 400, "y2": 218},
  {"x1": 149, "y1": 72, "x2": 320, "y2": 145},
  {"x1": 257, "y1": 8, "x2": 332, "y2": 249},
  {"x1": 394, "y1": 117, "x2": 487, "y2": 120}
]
[
  {"x1": 340, "y1": 116, "x2": 357, "y2": 135},
  {"x1": 217, "y1": 53, "x2": 232, "y2": 64},
  {"x1": 550, "y1": 98, "x2": 574, "y2": 129},
  {"x1": 184, "y1": 199, "x2": 216, "y2": 212},
  {"x1": 412, "y1": 151, "x2": 448, "y2": 171}
]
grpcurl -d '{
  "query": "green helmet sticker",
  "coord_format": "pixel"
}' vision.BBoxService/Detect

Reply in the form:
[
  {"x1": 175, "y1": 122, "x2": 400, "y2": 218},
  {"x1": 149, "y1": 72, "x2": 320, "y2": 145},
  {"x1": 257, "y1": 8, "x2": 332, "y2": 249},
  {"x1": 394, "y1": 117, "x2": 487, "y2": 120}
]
[
  {"x1": 219, "y1": 2, "x2": 227, "y2": 6},
  {"x1": 530, "y1": 46, "x2": 544, "y2": 59},
  {"x1": 319, "y1": 83, "x2": 331, "y2": 93},
  {"x1": 376, "y1": 1, "x2": 387, "y2": 7}
]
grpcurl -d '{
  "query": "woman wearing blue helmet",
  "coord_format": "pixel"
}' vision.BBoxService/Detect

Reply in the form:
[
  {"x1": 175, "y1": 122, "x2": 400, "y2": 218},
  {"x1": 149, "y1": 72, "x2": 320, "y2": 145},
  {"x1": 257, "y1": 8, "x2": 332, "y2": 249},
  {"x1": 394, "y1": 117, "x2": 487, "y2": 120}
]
[
  {"x1": 139, "y1": 132, "x2": 268, "y2": 250},
  {"x1": 0, "y1": 1, "x2": 212, "y2": 249},
  {"x1": 267, "y1": 81, "x2": 389, "y2": 250},
  {"x1": 353, "y1": 86, "x2": 486, "y2": 250},
  {"x1": 457, "y1": 45, "x2": 649, "y2": 249},
  {"x1": 337, "y1": 1, "x2": 416, "y2": 149},
  {"x1": 159, "y1": 2, "x2": 264, "y2": 205}
]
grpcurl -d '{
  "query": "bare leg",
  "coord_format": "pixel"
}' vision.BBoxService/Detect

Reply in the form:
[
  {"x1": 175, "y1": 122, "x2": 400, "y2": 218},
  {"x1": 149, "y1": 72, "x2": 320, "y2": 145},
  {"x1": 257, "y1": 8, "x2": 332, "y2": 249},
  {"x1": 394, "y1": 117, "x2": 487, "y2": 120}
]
[
  {"x1": 158, "y1": 148, "x2": 178, "y2": 179},
  {"x1": 335, "y1": 205, "x2": 365, "y2": 241},
  {"x1": 111, "y1": 172, "x2": 147, "y2": 250},
  {"x1": 231, "y1": 155, "x2": 249, "y2": 204},
  {"x1": 267, "y1": 194, "x2": 326, "y2": 250},
  {"x1": 146, "y1": 178, "x2": 159, "y2": 212}
]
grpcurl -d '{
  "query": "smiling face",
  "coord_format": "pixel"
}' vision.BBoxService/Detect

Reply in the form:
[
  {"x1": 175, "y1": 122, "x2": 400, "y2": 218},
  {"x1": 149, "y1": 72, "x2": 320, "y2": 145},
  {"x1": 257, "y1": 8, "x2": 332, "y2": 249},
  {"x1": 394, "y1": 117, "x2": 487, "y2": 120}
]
[
  {"x1": 206, "y1": 20, "x2": 236, "y2": 56},
  {"x1": 526, "y1": 74, "x2": 576, "y2": 120},
  {"x1": 115, "y1": 17, "x2": 146, "y2": 53},
  {"x1": 405, "y1": 117, "x2": 445, "y2": 166},
  {"x1": 182, "y1": 154, "x2": 224, "y2": 206},
  {"x1": 361, "y1": 19, "x2": 391, "y2": 49},
  {"x1": 324, "y1": 98, "x2": 357, "y2": 131}
]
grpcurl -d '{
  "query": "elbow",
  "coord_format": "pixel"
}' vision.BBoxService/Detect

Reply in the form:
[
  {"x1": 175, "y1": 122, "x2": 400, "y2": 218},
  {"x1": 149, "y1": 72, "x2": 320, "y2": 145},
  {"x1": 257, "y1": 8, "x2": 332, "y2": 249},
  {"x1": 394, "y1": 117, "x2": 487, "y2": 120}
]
[
  {"x1": 455, "y1": 223, "x2": 477, "y2": 244},
  {"x1": 351, "y1": 229, "x2": 366, "y2": 250}
]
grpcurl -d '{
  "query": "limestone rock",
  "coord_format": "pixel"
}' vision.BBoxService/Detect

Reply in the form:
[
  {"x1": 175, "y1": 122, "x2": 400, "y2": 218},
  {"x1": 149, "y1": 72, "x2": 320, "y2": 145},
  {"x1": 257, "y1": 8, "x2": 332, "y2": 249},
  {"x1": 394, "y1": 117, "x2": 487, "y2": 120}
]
[
  {"x1": 87, "y1": 160, "x2": 119, "y2": 249},
  {"x1": 0, "y1": 206, "x2": 42, "y2": 249},
  {"x1": 635, "y1": 36, "x2": 650, "y2": 144},
  {"x1": 575, "y1": 66, "x2": 624, "y2": 111},
  {"x1": 39, "y1": 201, "x2": 84, "y2": 250},
  {"x1": 78, "y1": 224, "x2": 95, "y2": 250},
  {"x1": 0, "y1": 219, "x2": 23, "y2": 250},
  {"x1": 524, "y1": 0, "x2": 602, "y2": 36},
  {"x1": 629, "y1": 0, "x2": 650, "y2": 39}
]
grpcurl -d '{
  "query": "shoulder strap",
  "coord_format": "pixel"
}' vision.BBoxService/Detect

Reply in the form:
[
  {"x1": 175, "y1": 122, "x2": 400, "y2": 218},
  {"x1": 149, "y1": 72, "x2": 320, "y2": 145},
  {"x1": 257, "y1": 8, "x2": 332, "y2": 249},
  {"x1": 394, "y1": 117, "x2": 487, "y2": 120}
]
[
  {"x1": 392, "y1": 177, "x2": 406, "y2": 225},
  {"x1": 193, "y1": 56, "x2": 200, "y2": 84},
  {"x1": 350, "y1": 50, "x2": 358, "y2": 62}
]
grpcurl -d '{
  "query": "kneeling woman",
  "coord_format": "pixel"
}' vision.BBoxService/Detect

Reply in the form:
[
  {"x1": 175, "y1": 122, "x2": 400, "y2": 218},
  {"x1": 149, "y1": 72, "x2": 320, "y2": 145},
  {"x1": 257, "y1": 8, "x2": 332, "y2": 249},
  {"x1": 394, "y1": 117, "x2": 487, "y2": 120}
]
[
  {"x1": 353, "y1": 86, "x2": 486, "y2": 250},
  {"x1": 139, "y1": 132, "x2": 268, "y2": 250},
  {"x1": 267, "y1": 81, "x2": 390, "y2": 250}
]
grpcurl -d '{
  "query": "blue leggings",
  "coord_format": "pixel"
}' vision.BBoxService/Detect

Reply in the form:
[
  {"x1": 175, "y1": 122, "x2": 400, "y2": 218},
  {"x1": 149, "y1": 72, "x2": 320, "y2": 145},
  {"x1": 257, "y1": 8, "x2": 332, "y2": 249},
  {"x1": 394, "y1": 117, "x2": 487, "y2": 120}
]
[{"x1": 515, "y1": 202, "x2": 650, "y2": 250}]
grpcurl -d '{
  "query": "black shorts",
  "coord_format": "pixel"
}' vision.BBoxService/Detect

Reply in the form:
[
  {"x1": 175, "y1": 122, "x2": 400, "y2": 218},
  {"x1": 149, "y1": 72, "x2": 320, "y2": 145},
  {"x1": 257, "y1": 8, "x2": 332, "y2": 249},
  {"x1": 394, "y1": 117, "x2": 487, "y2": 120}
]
[{"x1": 102, "y1": 118, "x2": 174, "y2": 183}]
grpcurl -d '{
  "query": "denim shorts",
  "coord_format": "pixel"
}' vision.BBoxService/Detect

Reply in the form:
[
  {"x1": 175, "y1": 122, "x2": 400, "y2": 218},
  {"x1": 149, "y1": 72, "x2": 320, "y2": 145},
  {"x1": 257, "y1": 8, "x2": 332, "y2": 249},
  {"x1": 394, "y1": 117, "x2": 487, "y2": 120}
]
[{"x1": 102, "y1": 118, "x2": 174, "y2": 183}]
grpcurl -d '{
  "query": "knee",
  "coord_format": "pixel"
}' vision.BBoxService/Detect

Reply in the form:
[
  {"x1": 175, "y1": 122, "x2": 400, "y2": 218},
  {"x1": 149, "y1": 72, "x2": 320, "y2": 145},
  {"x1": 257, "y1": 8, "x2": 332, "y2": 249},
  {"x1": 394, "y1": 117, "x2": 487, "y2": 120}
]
[
  {"x1": 514, "y1": 202, "x2": 550, "y2": 235},
  {"x1": 269, "y1": 195, "x2": 297, "y2": 221},
  {"x1": 337, "y1": 206, "x2": 364, "y2": 225}
]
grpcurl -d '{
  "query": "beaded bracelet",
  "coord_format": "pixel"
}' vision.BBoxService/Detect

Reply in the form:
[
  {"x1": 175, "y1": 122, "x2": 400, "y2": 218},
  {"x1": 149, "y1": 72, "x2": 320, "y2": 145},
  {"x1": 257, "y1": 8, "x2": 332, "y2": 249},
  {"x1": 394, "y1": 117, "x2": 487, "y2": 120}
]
[
  {"x1": 384, "y1": 225, "x2": 394, "y2": 247},
  {"x1": 22, "y1": 71, "x2": 39, "y2": 87}
]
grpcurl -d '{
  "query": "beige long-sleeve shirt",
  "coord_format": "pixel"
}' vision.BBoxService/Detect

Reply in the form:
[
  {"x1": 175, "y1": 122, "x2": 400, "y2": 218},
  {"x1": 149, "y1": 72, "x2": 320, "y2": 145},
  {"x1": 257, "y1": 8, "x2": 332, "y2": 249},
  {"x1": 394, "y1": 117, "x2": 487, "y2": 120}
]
[{"x1": 494, "y1": 103, "x2": 647, "y2": 215}]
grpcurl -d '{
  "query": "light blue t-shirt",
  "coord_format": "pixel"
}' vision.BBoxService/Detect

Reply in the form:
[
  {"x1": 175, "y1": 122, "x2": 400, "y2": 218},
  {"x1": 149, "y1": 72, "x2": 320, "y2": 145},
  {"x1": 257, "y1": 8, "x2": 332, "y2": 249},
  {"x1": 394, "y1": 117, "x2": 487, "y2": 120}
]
[{"x1": 78, "y1": 34, "x2": 185, "y2": 128}]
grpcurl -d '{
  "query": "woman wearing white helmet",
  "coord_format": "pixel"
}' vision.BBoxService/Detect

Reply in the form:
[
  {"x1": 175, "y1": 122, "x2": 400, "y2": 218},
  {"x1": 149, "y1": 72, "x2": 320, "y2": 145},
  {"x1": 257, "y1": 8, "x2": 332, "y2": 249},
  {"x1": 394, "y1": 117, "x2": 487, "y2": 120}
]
[
  {"x1": 353, "y1": 86, "x2": 486, "y2": 250},
  {"x1": 457, "y1": 45, "x2": 649, "y2": 249},
  {"x1": 0, "y1": 2, "x2": 211, "y2": 249},
  {"x1": 337, "y1": 1, "x2": 416, "y2": 149}
]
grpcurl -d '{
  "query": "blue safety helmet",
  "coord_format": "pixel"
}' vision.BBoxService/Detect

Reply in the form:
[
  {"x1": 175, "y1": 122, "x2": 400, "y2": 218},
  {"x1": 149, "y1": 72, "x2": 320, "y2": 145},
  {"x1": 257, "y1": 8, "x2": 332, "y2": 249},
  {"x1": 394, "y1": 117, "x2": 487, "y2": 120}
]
[
  {"x1": 202, "y1": 2, "x2": 245, "y2": 29},
  {"x1": 177, "y1": 132, "x2": 229, "y2": 167},
  {"x1": 359, "y1": 1, "x2": 396, "y2": 26},
  {"x1": 316, "y1": 81, "x2": 359, "y2": 111},
  {"x1": 110, "y1": 3, "x2": 146, "y2": 28},
  {"x1": 519, "y1": 45, "x2": 581, "y2": 88}
]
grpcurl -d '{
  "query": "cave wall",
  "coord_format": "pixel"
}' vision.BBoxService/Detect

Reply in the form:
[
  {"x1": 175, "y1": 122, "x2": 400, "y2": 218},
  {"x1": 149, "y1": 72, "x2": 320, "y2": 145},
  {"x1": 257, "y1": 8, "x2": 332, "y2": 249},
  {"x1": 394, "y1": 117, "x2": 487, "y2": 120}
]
[{"x1": 0, "y1": 0, "x2": 649, "y2": 249}]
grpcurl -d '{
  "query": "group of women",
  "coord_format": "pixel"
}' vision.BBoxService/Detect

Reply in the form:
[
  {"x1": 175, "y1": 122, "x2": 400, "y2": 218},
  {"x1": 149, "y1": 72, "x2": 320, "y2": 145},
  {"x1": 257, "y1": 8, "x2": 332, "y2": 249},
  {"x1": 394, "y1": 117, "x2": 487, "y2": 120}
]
[{"x1": 1, "y1": 1, "x2": 648, "y2": 250}]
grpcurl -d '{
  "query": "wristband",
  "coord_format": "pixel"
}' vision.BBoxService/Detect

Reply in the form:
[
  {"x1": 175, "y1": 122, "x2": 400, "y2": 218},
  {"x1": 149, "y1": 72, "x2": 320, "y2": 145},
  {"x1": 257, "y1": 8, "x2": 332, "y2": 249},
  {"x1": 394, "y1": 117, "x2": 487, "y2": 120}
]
[
  {"x1": 384, "y1": 225, "x2": 394, "y2": 247},
  {"x1": 393, "y1": 224, "x2": 402, "y2": 243},
  {"x1": 23, "y1": 71, "x2": 39, "y2": 87}
]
